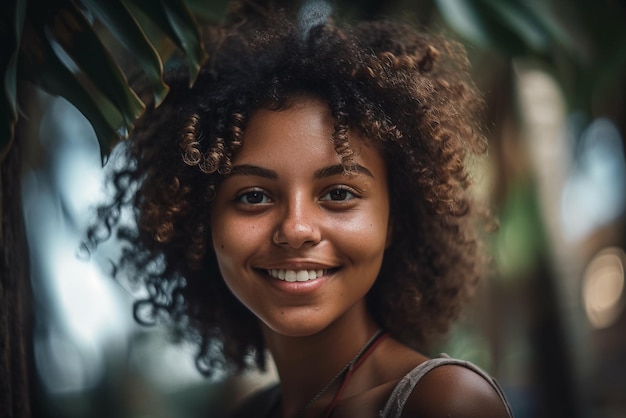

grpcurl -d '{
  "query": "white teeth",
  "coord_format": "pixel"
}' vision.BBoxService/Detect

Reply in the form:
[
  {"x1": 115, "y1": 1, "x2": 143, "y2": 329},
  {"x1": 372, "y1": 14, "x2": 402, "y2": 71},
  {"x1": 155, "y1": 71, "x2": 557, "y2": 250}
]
[{"x1": 267, "y1": 269, "x2": 327, "y2": 282}]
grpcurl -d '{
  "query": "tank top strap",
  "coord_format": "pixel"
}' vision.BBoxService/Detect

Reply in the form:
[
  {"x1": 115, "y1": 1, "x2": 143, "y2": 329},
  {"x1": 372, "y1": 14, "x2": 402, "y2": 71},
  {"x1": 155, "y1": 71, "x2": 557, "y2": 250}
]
[{"x1": 378, "y1": 354, "x2": 514, "y2": 418}]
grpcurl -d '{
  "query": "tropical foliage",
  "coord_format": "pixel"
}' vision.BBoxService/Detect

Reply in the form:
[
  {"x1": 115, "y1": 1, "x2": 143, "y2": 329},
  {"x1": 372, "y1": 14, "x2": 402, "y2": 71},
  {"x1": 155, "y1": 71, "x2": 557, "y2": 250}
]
[
  {"x1": 1, "y1": 0, "x2": 229, "y2": 162},
  {"x1": 2, "y1": 0, "x2": 625, "y2": 163}
]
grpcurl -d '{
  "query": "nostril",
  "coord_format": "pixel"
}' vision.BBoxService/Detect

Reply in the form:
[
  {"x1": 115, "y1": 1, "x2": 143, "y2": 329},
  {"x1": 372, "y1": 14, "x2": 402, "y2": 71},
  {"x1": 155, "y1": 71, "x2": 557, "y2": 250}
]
[
  {"x1": 272, "y1": 222, "x2": 321, "y2": 248},
  {"x1": 272, "y1": 201, "x2": 322, "y2": 248}
]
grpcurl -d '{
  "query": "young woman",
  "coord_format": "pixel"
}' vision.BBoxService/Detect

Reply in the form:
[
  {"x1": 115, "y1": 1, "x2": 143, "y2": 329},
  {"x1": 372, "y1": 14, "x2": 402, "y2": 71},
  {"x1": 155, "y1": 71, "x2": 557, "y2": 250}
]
[{"x1": 89, "y1": 1, "x2": 514, "y2": 417}]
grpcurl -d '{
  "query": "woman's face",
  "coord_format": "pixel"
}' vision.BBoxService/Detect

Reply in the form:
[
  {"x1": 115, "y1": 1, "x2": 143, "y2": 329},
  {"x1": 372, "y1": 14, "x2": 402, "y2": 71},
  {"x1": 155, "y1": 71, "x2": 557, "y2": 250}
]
[{"x1": 210, "y1": 96, "x2": 391, "y2": 337}]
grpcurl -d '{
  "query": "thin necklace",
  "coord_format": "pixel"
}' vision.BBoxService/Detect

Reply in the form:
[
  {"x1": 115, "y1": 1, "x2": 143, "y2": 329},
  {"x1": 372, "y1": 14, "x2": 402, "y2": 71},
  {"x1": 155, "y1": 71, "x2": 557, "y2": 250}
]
[{"x1": 302, "y1": 329, "x2": 385, "y2": 413}]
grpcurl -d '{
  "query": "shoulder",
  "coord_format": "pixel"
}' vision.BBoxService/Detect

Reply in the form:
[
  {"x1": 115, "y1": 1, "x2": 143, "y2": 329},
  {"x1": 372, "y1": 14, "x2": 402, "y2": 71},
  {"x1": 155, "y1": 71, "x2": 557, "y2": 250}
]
[
  {"x1": 399, "y1": 360, "x2": 512, "y2": 418},
  {"x1": 228, "y1": 383, "x2": 280, "y2": 418}
]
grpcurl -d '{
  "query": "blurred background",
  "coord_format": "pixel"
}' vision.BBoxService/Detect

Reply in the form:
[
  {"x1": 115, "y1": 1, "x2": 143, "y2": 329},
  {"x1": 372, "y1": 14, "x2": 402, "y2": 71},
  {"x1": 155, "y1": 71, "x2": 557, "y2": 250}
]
[{"x1": 6, "y1": 0, "x2": 626, "y2": 417}]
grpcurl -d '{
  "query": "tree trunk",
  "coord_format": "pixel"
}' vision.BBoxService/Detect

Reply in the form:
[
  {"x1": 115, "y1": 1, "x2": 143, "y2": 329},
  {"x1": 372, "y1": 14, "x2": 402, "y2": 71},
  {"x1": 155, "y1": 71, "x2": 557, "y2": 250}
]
[{"x1": 0, "y1": 131, "x2": 32, "y2": 418}]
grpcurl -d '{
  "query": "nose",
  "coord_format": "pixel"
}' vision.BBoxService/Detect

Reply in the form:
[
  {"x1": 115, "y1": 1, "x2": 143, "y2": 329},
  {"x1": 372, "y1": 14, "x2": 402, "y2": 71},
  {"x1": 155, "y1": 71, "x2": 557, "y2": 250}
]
[{"x1": 273, "y1": 196, "x2": 321, "y2": 249}]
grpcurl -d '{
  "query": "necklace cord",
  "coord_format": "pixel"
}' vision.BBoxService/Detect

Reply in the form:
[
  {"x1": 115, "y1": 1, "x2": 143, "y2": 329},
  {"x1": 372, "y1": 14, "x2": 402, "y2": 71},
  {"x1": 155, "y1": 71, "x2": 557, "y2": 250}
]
[
  {"x1": 302, "y1": 329, "x2": 385, "y2": 412},
  {"x1": 321, "y1": 330, "x2": 389, "y2": 418}
]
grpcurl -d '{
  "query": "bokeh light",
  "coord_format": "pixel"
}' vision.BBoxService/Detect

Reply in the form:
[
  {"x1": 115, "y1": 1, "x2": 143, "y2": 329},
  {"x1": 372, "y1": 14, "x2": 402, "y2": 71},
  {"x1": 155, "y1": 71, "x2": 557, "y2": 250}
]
[{"x1": 582, "y1": 247, "x2": 625, "y2": 329}]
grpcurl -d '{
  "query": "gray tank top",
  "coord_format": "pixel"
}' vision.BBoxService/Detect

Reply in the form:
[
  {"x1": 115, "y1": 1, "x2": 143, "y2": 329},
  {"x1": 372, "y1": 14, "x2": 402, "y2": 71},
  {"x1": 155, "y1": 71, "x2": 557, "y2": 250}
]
[{"x1": 378, "y1": 354, "x2": 514, "y2": 418}]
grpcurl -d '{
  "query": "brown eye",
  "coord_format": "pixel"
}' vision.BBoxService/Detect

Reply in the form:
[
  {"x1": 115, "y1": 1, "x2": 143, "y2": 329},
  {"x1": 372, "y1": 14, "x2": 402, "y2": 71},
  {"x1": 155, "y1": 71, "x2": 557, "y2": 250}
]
[
  {"x1": 321, "y1": 187, "x2": 356, "y2": 202},
  {"x1": 237, "y1": 190, "x2": 271, "y2": 204}
]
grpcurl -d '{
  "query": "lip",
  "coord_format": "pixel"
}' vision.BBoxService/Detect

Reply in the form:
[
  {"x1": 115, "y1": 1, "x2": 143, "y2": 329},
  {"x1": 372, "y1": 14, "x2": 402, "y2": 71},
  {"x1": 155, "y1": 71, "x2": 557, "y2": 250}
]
[
  {"x1": 259, "y1": 260, "x2": 338, "y2": 271},
  {"x1": 254, "y1": 264, "x2": 339, "y2": 295}
]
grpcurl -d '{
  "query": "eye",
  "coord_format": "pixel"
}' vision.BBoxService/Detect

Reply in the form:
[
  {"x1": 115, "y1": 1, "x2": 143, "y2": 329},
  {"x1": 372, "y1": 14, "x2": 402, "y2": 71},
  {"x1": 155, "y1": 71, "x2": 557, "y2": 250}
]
[
  {"x1": 237, "y1": 190, "x2": 271, "y2": 204},
  {"x1": 320, "y1": 187, "x2": 357, "y2": 202}
]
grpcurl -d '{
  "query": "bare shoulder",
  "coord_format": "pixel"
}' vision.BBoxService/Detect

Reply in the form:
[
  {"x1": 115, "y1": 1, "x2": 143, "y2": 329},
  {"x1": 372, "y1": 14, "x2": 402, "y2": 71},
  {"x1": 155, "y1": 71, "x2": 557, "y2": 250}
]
[{"x1": 400, "y1": 362, "x2": 512, "y2": 418}]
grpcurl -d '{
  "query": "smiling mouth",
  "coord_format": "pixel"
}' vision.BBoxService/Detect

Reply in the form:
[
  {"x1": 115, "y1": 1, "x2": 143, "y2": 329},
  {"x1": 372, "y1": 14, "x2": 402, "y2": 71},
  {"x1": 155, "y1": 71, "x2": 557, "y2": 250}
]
[{"x1": 265, "y1": 268, "x2": 338, "y2": 282}]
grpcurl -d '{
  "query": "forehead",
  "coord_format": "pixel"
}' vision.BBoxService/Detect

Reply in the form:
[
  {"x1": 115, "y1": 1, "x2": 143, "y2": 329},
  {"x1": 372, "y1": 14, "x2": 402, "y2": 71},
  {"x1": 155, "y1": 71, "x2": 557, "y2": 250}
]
[
  {"x1": 228, "y1": 95, "x2": 386, "y2": 181},
  {"x1": 236, "y1": 96, "x2": 335, "y2": 160}
]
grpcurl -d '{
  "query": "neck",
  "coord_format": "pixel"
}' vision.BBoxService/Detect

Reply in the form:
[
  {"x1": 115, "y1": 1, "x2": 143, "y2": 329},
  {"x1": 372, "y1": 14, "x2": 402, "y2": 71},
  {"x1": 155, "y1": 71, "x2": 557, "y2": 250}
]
[{"x1": 262, "y1": 302, "x2": 379, "y2": 418}]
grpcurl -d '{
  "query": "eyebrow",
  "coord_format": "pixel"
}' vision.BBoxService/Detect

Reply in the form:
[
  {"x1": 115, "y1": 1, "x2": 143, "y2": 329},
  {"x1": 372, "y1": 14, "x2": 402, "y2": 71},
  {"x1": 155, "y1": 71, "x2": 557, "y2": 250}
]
[
  {"x1": 229, "y1": 164, "x2": 278, "y2": 179},
  {"x1": 228, "y1": 163, "x2": 374, "y2": 179},
  {"x1": 314, "y1": 164, "x2": 374, "y2": 179}
]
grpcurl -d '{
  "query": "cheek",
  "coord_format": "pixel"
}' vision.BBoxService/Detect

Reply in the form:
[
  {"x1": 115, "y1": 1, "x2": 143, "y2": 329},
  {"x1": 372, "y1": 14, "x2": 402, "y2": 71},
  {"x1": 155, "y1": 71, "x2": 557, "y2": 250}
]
[
  {"x1": 330, "y1": 209, "x2": 390, "y2": 261},
  {"x1": 210, "y1": 216, "x2": 269, "y2": 277},
  {"x1": 212, "y1": 203, "x2": 247, "y2": 248},
  {"x1": 210, "y1": 212, "x2": 241, "y2": 280},
  {"x1": 210, "y1": 230, "x2": 250, "y2": 303},
  {"x1": 211, "y1": 222, "x2": 247, "y2": 263}
]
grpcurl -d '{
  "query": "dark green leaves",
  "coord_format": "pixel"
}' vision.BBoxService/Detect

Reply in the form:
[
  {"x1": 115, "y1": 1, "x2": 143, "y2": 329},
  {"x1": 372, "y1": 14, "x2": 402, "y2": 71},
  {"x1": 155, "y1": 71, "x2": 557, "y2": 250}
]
[
  {"x1": 2, "y1": 0, "x2": 219, "y2": 163},
  {"x1": 124, "y1": 0, "x2": 208, "y2": 85},
  {"x1": 80, "y1": 0, "x2": 170, "y2": 106},
  {"x1": 186, "y1": 0, "x2": 230, "y2": 22},
  {"x1": 435, "y1": 0, "x2": 553, "y2": 56}
]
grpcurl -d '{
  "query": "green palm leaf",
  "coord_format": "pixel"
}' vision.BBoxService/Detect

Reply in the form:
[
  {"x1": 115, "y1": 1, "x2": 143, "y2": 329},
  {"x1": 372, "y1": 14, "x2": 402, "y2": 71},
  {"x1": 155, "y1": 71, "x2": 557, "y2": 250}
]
[
  {"x1": 19, "y1": 19, "x2": 123, "y2": 160},
  {"x1": 30, "y1": 0, "x2": 144, "y2": 130},
  {"x1": 80, "y1": 0, "x2": 170, "y2": 106},
  {"x1": 1, "y1": 0, "x2": 220, "y2": 164},
  {"x1": 126, "y1": 0, "x2": 208, "y2": 85},
  {"x1": 435, "y1": 0, "x2": 550, "y2": 56}
]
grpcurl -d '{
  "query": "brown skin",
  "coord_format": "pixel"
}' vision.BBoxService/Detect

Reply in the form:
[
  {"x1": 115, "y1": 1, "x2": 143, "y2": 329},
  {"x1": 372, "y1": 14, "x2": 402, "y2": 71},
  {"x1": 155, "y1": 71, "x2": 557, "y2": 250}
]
[
  {"x1": 215, "y1": 97, "x2": 509, "y2": 418},
  {"x1": 211, "y1": 96, "x2": 391, "y2": 340},
  {"x1": 232, "y1": 336, "x2": 511, "y2": 418},
  {"x1": 319, "y1": 338, "x2": 512, "y2": 418}
]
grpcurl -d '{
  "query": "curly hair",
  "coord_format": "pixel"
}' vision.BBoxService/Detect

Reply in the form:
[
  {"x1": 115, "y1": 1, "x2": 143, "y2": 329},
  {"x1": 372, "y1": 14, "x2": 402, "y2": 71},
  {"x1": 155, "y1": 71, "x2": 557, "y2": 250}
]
[{"x1": 87, "y1": 4, "x2": 488, "y2": 376}]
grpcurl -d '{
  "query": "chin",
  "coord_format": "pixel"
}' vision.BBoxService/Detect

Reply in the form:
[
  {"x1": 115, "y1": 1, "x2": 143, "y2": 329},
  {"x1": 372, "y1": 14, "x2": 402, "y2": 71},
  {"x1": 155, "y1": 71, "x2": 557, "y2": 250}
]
[{"x1": 261, "y1": 314, "x2": 331, "y2": 338}]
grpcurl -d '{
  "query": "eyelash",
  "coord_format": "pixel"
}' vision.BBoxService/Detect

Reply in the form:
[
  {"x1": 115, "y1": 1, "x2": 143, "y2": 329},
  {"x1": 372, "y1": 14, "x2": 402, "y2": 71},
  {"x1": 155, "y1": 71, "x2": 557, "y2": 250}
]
[
  {"x1": 320, "y1": 186, "x2": 359, "y2": 202},
  {"x1": 236, "y1": 189, "x2": 272, "y2": 205},
  {"x1": 235, "y1": 186, "x2": 360, "y2": 206}
]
